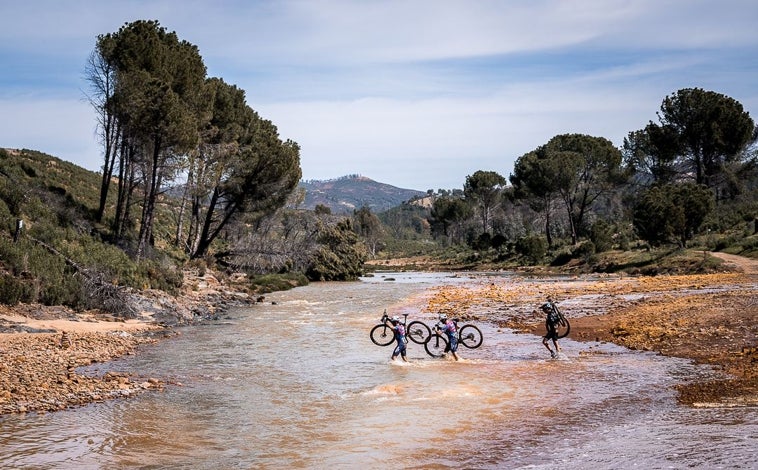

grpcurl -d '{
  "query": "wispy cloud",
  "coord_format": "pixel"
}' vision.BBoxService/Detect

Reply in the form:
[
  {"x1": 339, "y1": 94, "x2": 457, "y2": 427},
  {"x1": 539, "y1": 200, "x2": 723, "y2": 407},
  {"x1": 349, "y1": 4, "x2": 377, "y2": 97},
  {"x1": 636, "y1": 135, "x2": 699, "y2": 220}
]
[{"x1": 1, "y1": 0, "x2": 756, "y2": 190}]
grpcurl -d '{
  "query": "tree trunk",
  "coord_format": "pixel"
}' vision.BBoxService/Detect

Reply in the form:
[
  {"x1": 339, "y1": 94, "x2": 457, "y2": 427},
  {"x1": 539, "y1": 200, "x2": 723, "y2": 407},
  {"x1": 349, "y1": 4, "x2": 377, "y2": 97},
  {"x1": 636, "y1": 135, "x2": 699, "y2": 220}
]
[
  {"x1": 136, "y1": 139, "x2": 161, "y2": 260},
  {"x1": 121, "y1": 160, "x2": 137, "y2": 239},
  {"x1": 543, "y1": 195, "x2": 553, "y2": 247},
  {"x1": 113, "y1": 139, "x2": 128, "y2": 237},
  {"x1": 192, "y1": 188, "x2": 242, "y2": 259},
  {"x1": 561, "y1": 194, "x2": 578, "y2": 245},
  {"x1": 174, "y1": 182, "x2": 188, "y2": 249},
  {"x1": 96, "y1": 119, "x2": 119, "y2": 223},
  {"x1": 176, "y1": 154, "x2": 202, "y2": 251}
]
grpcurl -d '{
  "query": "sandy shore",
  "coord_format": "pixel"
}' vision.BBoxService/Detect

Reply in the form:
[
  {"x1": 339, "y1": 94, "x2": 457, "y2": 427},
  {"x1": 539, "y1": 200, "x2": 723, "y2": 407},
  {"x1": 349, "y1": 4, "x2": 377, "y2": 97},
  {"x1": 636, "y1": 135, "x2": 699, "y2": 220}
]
[
  {"x1": 2, "y1": 255, "x2": 756, "y2": 414},
  {"x1": 0, "y1": 271, "x2": 251, "y2": 415}
]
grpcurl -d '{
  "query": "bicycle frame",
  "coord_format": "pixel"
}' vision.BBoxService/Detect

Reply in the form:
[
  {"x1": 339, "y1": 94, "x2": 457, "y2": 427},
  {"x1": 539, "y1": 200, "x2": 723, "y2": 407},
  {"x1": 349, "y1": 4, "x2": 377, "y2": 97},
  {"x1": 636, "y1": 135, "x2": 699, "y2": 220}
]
[
  {"x1": 424, "y1": 319, "x2": 483, "y2": 357},
  {"x1": 370, "y1": 311, "x2": 431, "y2": 347}
]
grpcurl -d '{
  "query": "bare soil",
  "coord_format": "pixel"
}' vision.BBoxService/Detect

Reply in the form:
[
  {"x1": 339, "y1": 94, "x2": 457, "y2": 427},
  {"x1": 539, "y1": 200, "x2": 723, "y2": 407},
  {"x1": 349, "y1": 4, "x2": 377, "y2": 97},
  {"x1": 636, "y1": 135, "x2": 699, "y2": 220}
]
[{"x1": 0, "y1": 270, "x2": 250, "y2": 415}]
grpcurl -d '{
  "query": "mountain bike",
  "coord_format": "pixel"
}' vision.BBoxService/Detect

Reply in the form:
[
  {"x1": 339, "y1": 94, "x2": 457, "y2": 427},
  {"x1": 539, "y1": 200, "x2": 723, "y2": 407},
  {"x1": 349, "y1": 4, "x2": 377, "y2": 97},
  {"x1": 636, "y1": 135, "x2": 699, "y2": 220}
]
[
  {"x1": 552, "y1": 309, "x2": 570, "y2": 339},
  {"x1": 370, "y1": 311, "x2": 431, "y2": 346},
  {"x1": 424, "y1": 320, "x2": 483, "y2": 358}
]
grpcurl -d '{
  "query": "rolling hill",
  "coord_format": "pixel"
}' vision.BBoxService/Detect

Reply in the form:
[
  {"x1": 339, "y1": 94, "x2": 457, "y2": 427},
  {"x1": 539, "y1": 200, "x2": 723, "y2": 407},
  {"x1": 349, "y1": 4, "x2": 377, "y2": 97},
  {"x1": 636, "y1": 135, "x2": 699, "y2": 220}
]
[{"x1": 297, "y1": 175, "x2": 426, "y2": 214}]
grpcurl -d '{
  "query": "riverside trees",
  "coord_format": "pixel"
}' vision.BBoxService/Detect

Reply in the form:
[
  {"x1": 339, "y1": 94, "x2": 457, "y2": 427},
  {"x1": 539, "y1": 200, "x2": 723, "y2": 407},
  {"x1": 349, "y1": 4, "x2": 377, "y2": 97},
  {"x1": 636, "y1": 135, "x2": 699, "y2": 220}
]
[
  {"x1": 623, "y1": 88, "x2": 756, "y2": 247},
  {"x1": 624, "y1": 88, "x2": 755, "y2": 193},
  {"x1": 429, "y1": 195, "x2": 473, "y2": 246},
  {"x1": 464, "y1": 170, "x2": 507, "y2": 234},
  {"x1": 86, "y1": 20, "x2": 301, "y2": 262},
  {"x1": 183, "y1": 78, "x2": 301, "y2": 260},
  {"x1": 633, "y1": 183, "x2": 715, "y2": 247},
  {"x1": 83, "y1": 26, "x2": 755, "y2": 272},
  {"x1": 510, "y1": 134, "x2": 625, "y2": 246},
  {"x1": 420, "y1": 88, "x2": 755, "y2": 261}
]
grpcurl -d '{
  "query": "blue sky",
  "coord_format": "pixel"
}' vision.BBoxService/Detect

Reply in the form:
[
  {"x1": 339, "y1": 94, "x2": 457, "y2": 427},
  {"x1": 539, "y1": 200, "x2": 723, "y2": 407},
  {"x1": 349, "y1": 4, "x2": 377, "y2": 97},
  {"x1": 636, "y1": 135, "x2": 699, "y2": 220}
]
[{"x1": 1, "y1": 0, "x2": 757, "y2": 191}]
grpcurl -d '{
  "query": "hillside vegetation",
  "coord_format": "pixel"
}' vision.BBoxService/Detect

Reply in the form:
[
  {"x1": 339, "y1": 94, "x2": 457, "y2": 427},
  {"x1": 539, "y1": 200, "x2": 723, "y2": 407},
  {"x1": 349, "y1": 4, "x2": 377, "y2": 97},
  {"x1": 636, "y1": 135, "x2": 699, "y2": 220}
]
[
  {"x1": 0, "y1": 148, "x2": 367, "y2": 315},
  {"x1": 0, "y1": 149, "x2": 184, "y2": 312}
]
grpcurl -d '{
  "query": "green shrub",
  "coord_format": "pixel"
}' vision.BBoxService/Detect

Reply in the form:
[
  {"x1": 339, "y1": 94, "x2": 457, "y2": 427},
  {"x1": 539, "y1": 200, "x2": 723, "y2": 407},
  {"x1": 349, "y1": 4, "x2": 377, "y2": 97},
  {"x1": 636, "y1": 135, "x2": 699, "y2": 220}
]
[
  {"x1": 24, "y1": 195, "x2": 56, "y2": 224},
  {"x1": 515, "y1": 234, "x2": 547, "y2": 265},
  {"x1": 573, "y1": 240, "x2": 596, "y2": 258},
  {"x1": 617, "y1": 231, "x2": 632, "y2": 251},
  {"x1": 470, "y1": 232, "x2": 492, "y2": 250},
  {"x1": 0, "y1": 199, "x2": 13, "y2": 234},
  {"x1": 40, "y1": 274, "x2": 85, "y2": 308},
  {"x1": 0, "y1": 182, "x2": 24, "y2": 217},
  {"x1": 142, "y1": 260, "x2": 184, "y2": 293},
  {"x1": 589, "y1": 220, "x2": 614, "y2": 253},
  {"x1": 0, "y1": 275, "x2": 34, "y2": 305},
  {"x1": 491, "y1": 234, "x2": 507, "y2": 250},
  {"x1": 550, "y1": 247, "x2": 573, "y2": 266},
  {"x1": 249, "y1": 272, "x2": 309, "y2": 293},
  {"x1": 306, "y1": 220, "x2": 367, "y2": 281},
  {"x1": 714, "y1": 235, "x2": 738, "y2": 251},
  {"x1": 21, "y1": 162, "x2": 37, "y2": 177}
]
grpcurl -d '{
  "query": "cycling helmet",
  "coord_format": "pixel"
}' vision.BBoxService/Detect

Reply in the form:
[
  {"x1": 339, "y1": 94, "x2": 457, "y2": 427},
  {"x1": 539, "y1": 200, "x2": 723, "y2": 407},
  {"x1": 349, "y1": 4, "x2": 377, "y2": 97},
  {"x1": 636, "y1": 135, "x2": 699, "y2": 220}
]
[
  {"x1": 541, "y1": 303, "x2": 552, "y2": 312},
  {"x1": 391, "y1": 315, "x2": 400, "y2": 323},
  {"x1": 438, "y1": 313, "x2": 447, "y2": 321}
]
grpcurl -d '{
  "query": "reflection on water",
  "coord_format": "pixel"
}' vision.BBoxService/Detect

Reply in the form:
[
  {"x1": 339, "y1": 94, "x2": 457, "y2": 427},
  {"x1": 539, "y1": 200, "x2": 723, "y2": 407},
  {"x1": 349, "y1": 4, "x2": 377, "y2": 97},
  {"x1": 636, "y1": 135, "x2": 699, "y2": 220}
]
[{"x1": 1, "y1": 272, "x2": 756, "y2": 469}]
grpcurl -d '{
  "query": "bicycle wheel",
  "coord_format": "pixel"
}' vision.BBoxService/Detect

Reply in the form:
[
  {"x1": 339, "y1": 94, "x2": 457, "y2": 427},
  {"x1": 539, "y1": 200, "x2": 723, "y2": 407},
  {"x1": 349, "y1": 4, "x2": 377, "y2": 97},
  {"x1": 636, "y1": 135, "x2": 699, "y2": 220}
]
[
  {"x1": 458, "y1": 324, "x2": 483, "y2": 349},
  {"x1": 556, "y1": 315, "x2": 570, "y2": 339},
  {"x1": 424, "y1": 333, "x2": 449, "y2": 358},
  {"x1": 406, "y1": 321, "x2": 431, "y2": 344},
  {"x1": 370, "y1": 324, "x2": 394, "y2": 346}
]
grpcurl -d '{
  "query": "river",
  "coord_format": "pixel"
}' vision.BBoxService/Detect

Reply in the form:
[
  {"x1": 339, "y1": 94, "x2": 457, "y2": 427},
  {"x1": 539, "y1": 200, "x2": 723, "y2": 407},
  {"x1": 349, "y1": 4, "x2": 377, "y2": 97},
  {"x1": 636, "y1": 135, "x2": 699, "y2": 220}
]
[{"x1": 1, "y1": 272, "x2": 756, "y2": 469}]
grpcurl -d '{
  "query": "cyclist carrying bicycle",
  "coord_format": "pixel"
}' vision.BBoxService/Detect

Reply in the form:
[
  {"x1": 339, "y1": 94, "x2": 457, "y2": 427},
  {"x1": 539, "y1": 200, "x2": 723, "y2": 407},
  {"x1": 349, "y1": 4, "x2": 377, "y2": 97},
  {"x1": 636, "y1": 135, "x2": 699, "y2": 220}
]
[
  {"x1": 434, "y1": 313, "x2": 460, "y2": 361},
  {"x1": 541, "y1": 296, "x2": 562, "y2": 358},
  {"x1": 385, "y1": 315, "x2": 408, "y2": 362}
]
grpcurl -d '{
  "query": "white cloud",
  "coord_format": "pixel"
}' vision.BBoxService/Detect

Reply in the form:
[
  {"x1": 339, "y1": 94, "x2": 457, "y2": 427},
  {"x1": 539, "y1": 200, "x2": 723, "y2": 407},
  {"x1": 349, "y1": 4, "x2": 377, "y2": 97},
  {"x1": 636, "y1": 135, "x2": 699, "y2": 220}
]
[
  {"x1": 187, "y1": 0, "x2": 758, "y2": 66},
  {"x1": 1, "y1": 0, "x2": 756, "y2": 190}
]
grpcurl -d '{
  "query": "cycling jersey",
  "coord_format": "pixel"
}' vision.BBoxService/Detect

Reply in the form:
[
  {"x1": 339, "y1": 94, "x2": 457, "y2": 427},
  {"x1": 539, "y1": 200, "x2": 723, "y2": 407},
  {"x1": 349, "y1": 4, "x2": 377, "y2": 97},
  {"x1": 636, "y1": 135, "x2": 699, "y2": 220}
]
[
  {"x1": 440, "y1": 320, "x2": 457, "y2": 335},
  {"x1": 392, "y1": 323, "x2": 407, "y2": 358},
  {"x1": 440, "y1": 320, "x2": 459, "y2": 353},
  {"x1": 394, "y1": 324, "x2": 406, "y2": 341}
]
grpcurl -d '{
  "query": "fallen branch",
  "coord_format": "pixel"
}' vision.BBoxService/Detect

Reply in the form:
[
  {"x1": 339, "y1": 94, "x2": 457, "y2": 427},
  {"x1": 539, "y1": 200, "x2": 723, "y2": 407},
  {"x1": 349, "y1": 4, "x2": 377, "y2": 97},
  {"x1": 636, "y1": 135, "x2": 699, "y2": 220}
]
[{"x1": 27, "y1": 236, "x2": 138, "y2": 318}]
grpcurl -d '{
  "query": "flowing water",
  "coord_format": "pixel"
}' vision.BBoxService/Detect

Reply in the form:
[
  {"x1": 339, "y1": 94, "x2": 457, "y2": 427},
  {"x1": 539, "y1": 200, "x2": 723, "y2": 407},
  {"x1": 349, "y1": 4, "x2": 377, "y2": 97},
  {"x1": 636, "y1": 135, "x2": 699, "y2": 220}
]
[{"x1": 1, "y1": 272, "x2": 756, "y2": 469}]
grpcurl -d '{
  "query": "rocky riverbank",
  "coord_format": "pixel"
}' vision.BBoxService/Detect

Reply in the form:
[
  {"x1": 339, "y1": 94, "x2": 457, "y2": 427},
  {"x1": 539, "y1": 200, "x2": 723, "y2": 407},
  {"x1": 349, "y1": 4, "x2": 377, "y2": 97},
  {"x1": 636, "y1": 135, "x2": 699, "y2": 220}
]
[
  {"x1": 0, "y1": 329, "x2": 166, "y2": 414},
  {"x1": 0, "y1": 270, "x2": 255, "y2": 415},
  {"x1": 419, "y1": 256, "x2": 757, "y2": 407}
]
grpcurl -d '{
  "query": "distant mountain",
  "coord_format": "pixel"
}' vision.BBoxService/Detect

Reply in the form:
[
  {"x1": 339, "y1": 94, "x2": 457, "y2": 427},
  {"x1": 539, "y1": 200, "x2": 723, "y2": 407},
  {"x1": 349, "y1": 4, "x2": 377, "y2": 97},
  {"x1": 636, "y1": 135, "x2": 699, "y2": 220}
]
[{"x1": 297, "y1": 175, "x2": 426, "y2": 214}]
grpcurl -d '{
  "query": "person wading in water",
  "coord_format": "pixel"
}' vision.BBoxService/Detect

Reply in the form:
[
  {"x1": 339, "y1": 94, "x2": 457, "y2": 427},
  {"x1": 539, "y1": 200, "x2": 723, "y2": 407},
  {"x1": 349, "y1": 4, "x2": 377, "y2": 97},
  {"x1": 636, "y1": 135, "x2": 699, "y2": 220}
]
[
  {"x1": 434, "y1": 313, "x2": 460, "y2": 361},
  {"x1": 385, "y1": 315, "x2": 408, "y2": 362},
  {"x1": 541, "y1": 297, "x2": 562, "y2": 358}
]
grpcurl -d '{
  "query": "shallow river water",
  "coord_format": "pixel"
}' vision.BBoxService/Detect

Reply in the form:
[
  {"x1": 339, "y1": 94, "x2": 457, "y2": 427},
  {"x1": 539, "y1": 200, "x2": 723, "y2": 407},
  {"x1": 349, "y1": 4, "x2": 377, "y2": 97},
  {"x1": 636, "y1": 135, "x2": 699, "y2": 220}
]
[{"x1": 1, "y1": 272, "x2": 756, "y2": 469}]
